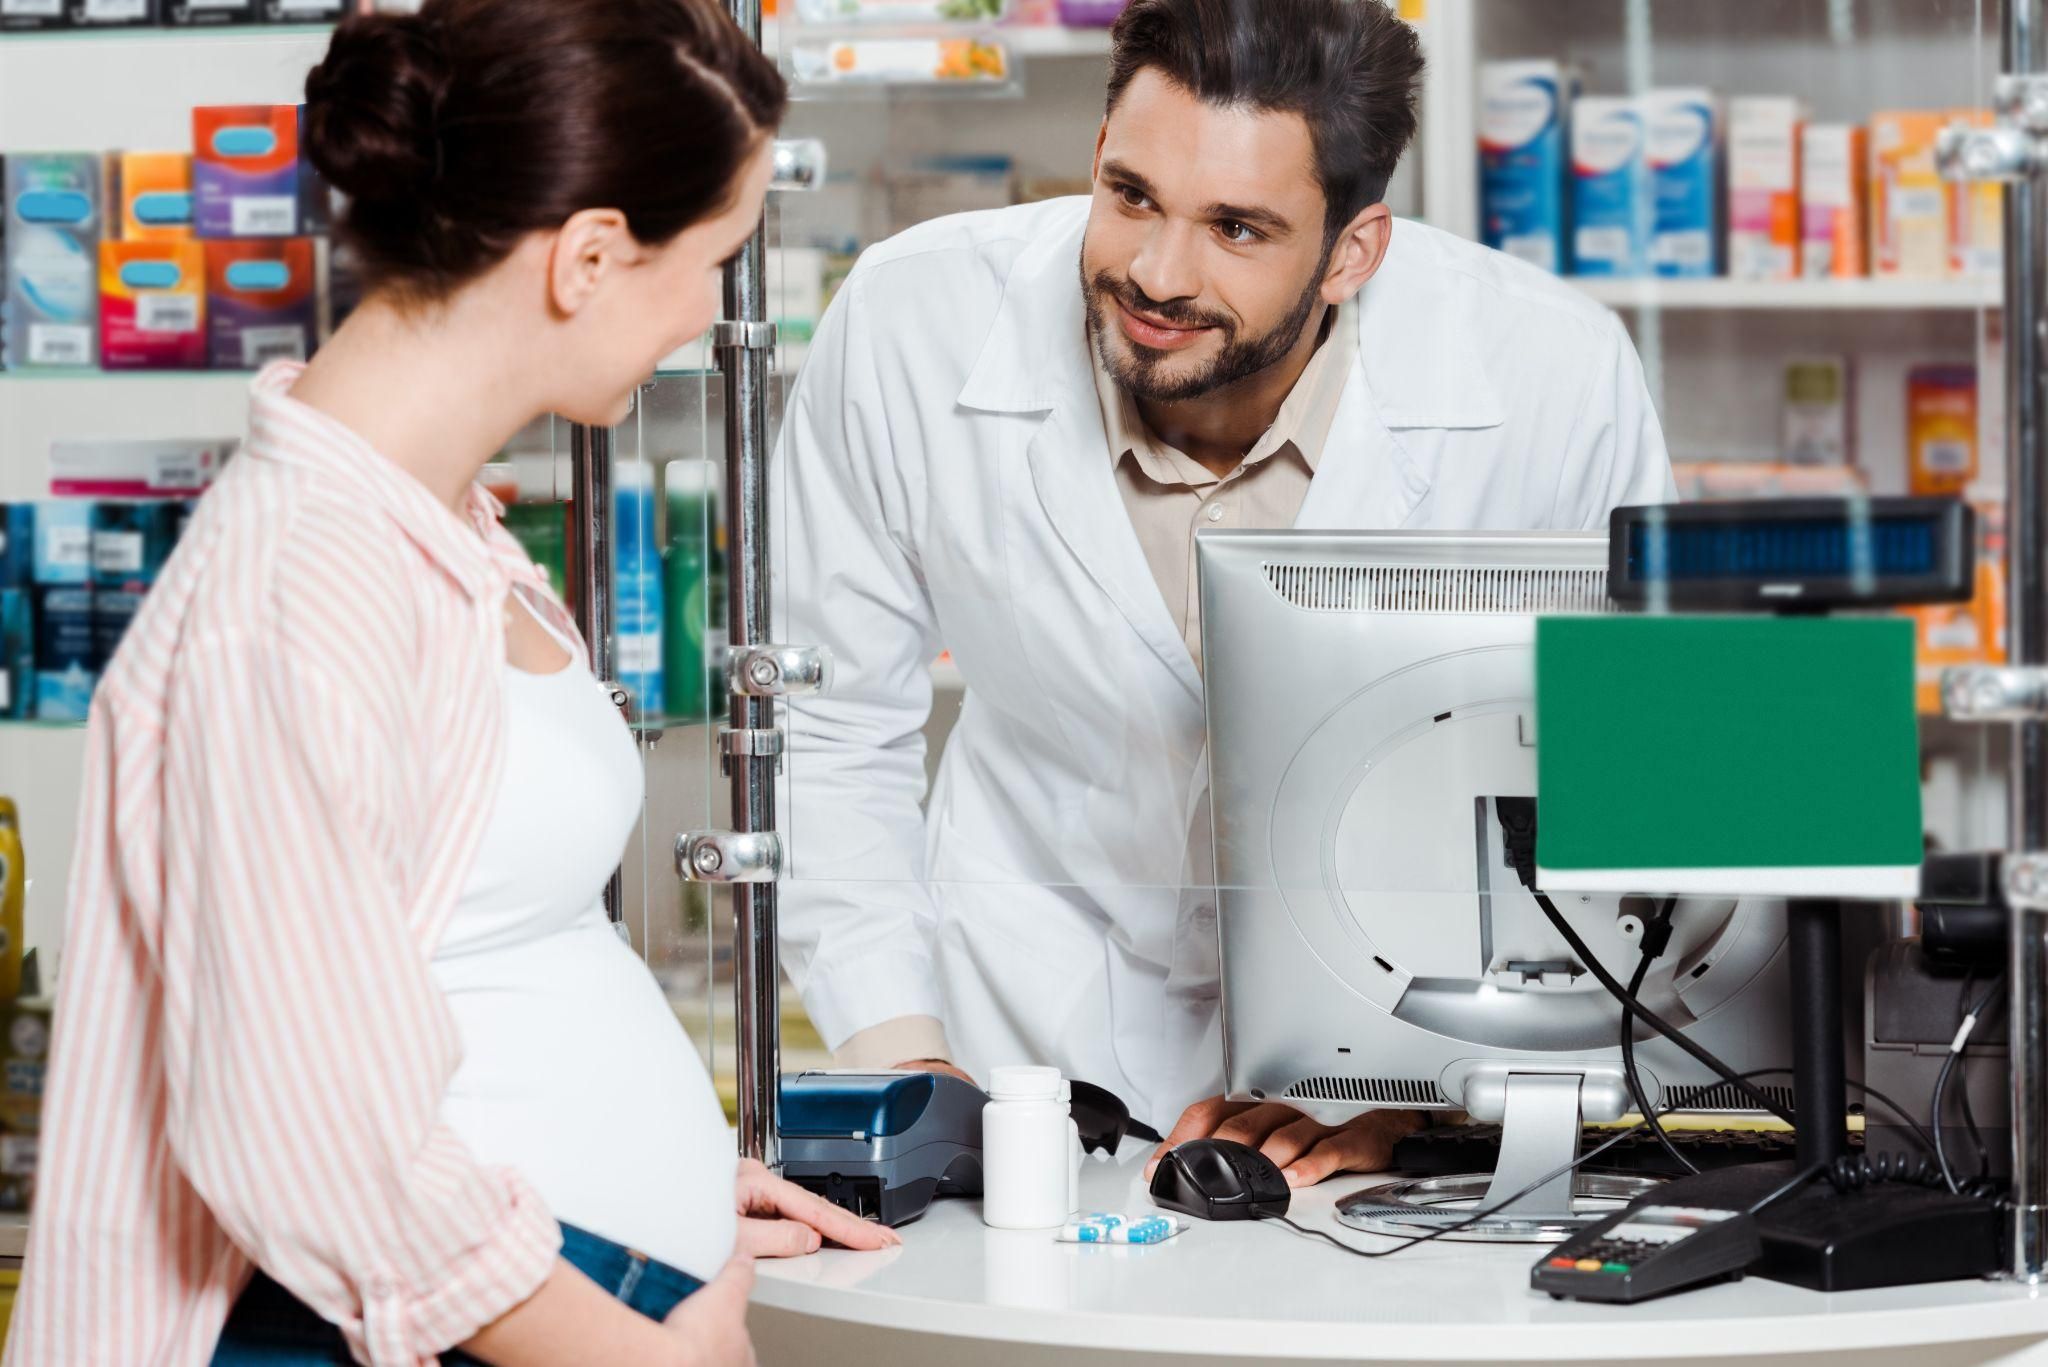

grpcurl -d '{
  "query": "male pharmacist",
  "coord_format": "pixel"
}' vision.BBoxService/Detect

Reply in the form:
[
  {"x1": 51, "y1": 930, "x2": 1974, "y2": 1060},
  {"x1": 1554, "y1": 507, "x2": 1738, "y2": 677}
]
[{"x1": 774, "y1": 0, "x2": 1674, "y2": 1187}]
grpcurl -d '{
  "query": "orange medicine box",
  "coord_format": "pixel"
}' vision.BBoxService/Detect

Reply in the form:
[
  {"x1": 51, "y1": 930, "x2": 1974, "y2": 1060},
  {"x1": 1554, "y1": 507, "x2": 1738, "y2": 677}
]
[
  {"x1": 105, "y1": 152, "x2": 194, "y2": 243},
  {"x1": 1908, "y1": 364, "x2": 1978, "y2": 496},
  {"x1": 1872, "y1": 111, "x2": 1949, "y2": 279},
  {"x1": 1948, "y1": 109, "x2": 2004, "y2": 277},
  {"x1": 99, "y1": 240, "x2": 206, "y2": 370},
  {"x1": 1913, "y1": 500, "x2": 2005, "y2": 713},
  {"x1": 1800, "y1": 124, "x2": 1866, "y2": 279}
]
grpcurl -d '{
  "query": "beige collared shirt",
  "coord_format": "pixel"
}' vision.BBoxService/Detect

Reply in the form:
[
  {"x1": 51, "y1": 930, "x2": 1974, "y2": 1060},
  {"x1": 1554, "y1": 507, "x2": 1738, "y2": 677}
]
[
  {"x1": 831, "y1": 302, "x2": 1360, "y2": 1073},
  {"x1": 1100, "y1": 299, "x2": 1358, "y2": 668}
]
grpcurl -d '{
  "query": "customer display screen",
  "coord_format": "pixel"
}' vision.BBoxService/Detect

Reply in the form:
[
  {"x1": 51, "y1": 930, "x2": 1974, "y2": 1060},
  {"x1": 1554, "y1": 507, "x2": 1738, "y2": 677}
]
[{"x1": 1622, "y1": 515, "x2": 1939, "y2": 582}]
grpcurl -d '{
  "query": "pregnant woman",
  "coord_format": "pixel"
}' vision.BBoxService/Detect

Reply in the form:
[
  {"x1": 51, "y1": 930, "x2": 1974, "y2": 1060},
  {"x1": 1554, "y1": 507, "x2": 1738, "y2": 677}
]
[{"x1": 7, "y1": 3, "x2": 890, "y2": 1365}]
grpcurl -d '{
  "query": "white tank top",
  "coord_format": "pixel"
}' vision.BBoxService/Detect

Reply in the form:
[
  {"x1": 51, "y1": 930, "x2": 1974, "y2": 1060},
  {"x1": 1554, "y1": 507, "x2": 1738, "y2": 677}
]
[{"x1": 430, "y1": 610, "x2": 736, "y2": 1279}]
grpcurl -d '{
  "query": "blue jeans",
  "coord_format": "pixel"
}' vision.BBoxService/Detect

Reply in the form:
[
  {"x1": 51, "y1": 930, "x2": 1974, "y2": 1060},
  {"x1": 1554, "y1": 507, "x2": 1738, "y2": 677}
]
[{"x1": 210, "y1": 1223, "x2": 706, "y2": 1365}]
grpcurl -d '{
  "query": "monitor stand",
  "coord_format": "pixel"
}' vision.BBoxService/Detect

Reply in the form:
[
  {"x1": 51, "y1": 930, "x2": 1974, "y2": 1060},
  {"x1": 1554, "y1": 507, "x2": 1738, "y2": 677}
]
[{"x1": 1334, "y1": 1071, "x2": 1660, "y2": 1245}]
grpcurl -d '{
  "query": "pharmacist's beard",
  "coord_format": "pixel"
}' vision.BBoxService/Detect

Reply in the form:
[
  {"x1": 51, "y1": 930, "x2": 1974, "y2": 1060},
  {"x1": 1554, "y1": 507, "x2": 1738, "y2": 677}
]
[{"x1": 1081, "y1": 248, "x2": 1330, "y2": 405}]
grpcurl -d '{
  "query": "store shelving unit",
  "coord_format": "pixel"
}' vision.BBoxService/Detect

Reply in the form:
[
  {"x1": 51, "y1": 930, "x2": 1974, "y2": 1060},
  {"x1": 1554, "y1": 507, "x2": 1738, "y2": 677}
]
[{"x1": 1569, "y1": 277, "x2": 2004, "y2": 312}]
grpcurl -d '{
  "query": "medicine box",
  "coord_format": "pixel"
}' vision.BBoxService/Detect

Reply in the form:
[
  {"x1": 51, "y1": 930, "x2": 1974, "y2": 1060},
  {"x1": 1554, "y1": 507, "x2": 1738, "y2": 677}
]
[
  {"x1": 0, "y1": 506, "x2": 32, "y2": 590},
  {"x1": 164, "y1": 0, "x2": 256, "y2": 21},
  {"x1": 0, "y1": 0, "x2": 67, "y2": 31},
  {"x1": 1800, "y1": 124, "x2": 1867, "y2": 279},
  {"x1": 1908, "y1": 364, "x2": 1978, "y2": 497},
  {"x1": 66, "y1": 0, "x2": 154, "y2": 23},
  {"x1": 100, "y1": 241, "x2": 208, "y2": 371},
  {"x1": 193, "y1": 107, "x2": 325, "y2": 239},
  {"x1": 0, "y1": 590, "x2": 29, "y2": 721},
  {"x1": 4, "y1": 155, "x2": 102, "y2": 371},
  {"x1": 259, "y1": 0, "x2": 347, "y2": 17},
  {"x1": 205, "y1": 238, "x2": 316, "y2": 370},
  {"x1": 1949, "y1": 109, "x2": 2003, "y2": 278},
  {"x1": 1728, "y1": 97, "x2": 1803, "y2": 282},
  {"x1": 1570, "y1": 96, "x2": 1650, "y2": 278},
  {"x1": 1644, "y1": 89, "x2": 1720, "y2": 279},
  {"x1": 1478, "y1": 60, "x2": 1573, "y2": 274},
  {"x1": 1782, "y1": 357, "x2": 1853, "y2": 466},
  {"x1": 107, "y1": 153, "x2": 195, "y2": 243},
  {"x1": 33, "y1": 585, "x2": 94, "y2": 722},
  {"x1": 32, "y1": 500, "x2": 94, "y2": 587},
  {"x1": 1873, "y1": 111, "x2": 1950, "y2": 279}
]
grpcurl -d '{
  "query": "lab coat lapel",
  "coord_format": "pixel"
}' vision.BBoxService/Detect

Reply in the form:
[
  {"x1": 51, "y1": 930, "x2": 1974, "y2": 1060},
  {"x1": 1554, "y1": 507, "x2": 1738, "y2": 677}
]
[
  {"x1": 958, "y1": 202, "x2": 1204, "y2": 705},
  {"x1": 1295, "y1": 223, "x2": 1506, "y2": 531}
]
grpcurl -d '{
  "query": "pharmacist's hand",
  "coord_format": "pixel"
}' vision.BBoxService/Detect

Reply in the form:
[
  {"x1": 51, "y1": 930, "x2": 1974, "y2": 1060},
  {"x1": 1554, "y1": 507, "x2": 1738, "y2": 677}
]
[
  {"x1": 890, "y1": 1058, "x2": 975, "y2": 1085},
  {"x1": 661, "y1": 1254, "x2": 756, "y2": 1367},
  {"x1": 1145, "y1": 1100, "x2": 1426, "y2": 1188},
  {"x1": 734, "y1": 1157, "x2": 902, "y2": 1257}
]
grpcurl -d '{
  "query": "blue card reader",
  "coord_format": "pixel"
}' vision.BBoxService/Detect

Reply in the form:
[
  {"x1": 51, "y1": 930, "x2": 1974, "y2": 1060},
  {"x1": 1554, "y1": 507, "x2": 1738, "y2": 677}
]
[{"x1": 777, "y1": 1071, "x2": 987, "y2": 1228}]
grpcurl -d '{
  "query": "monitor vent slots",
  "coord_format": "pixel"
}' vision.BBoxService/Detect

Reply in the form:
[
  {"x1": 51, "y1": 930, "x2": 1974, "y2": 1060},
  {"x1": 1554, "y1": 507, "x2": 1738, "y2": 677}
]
[
  {"x1": 1664, "y1": 1081, "x2": 1796, "y2": 1115},
  {"x1": 1262, "y1": 563, "x2": 1613, "y2": 616},
  {"x1": 1284, "y1": 1076, "x2": 1450, "y2": 1107}
]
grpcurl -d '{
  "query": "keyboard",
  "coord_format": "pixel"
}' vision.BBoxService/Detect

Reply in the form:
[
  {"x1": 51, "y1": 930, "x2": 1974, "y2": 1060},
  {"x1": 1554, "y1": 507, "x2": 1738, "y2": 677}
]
[{"x1": 1392, "y1": 1123, "x2": 1802, "y2": 1179}]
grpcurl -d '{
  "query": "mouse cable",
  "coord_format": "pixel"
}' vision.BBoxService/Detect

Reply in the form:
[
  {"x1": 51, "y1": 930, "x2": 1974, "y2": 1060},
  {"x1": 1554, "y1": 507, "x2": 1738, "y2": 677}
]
[
  {"x1": 1535, "y1": 892, "x2": 1795, "y2": 1126},
  {"x1": 1259, "y1": 1067, "x2": 1923, "y2": 1263}
]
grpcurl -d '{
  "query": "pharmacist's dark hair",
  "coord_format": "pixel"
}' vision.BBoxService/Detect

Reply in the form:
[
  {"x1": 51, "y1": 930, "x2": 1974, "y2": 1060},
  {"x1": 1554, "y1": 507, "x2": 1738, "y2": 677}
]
[
  {"x1": 303, "y1": 0, "x2": 786, "y2": 299},
  {"x1": 1106, "y1": 0, "x2": 1423, "y2": 239}
]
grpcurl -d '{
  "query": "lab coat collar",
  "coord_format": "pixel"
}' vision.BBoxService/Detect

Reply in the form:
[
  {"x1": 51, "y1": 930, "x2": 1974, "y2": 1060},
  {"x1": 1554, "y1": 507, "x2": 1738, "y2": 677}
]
[{"x1": 956, "y1": 201, "x2": 1505, "y2": 434}]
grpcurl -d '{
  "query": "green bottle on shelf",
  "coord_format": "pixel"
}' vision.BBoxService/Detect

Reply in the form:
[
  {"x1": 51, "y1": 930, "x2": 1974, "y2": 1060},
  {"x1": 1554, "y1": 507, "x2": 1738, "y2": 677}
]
[{"x1": 664, "y1": 462, "x2": 717, "y2": 723}]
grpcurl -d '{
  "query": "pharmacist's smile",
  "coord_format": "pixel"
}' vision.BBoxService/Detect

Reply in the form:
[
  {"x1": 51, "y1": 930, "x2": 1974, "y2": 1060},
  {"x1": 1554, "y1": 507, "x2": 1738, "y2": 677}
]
[{"x1": 1114, "y1": 299, "x2": 1219, "y2": 353}]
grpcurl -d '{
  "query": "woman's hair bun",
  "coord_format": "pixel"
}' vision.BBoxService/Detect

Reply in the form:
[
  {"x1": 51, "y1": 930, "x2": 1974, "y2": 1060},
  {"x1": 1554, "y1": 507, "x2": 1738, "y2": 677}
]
[{"x1": 301, "y1": 13, "x2": 451, "y2": 207}]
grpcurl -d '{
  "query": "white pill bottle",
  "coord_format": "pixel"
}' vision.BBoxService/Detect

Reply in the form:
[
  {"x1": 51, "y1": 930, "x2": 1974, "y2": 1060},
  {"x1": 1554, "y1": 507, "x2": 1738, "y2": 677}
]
[{"x1": 982, "y1": 1065, "x2": 1072, "y2": 1230}]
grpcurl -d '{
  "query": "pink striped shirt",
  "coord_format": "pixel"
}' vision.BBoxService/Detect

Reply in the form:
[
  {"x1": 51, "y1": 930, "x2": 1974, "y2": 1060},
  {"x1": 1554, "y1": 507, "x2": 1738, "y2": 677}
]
[{"x1": 8, "y1": 363, "x2": 582, "y2": 1366}]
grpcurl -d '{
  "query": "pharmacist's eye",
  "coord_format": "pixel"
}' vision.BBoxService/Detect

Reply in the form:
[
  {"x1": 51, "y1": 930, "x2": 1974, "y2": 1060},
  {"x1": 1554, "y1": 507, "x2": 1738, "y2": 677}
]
[
  {"x1": 1116, "y1": 184, "x2": 1151, "y2": 211},
  {"x1": 1217, "y1": 220, "x2": 1260, "y2": 245}
]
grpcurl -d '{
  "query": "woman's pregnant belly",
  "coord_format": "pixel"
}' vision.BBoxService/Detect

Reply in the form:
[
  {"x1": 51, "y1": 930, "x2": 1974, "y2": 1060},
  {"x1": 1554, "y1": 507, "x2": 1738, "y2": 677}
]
[{"x1": 432, "y1": 911, "x2": 737, "y2": 1280}]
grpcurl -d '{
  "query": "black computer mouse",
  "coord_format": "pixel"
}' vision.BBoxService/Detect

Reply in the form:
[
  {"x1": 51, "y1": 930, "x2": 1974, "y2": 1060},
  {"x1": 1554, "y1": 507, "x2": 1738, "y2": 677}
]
[{"x1": 1148, "y1": 1137, "x2": 1292, "y2": 1221}]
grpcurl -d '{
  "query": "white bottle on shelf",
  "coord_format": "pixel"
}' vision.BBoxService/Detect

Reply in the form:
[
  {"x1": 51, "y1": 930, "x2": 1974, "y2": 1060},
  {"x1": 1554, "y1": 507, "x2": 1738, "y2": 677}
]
[{"x1": 982, "y1": 1065, "x2": 1070, "y2": 1230}]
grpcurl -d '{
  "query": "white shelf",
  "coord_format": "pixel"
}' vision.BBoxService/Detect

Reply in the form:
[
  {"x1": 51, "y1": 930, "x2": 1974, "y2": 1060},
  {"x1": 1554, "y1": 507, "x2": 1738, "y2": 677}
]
[
  {"x1": 1008, "y1": 25, "x2": 1113, "y2": 58},
  {"x1": 1568, "y1": 277, "x2": 2001, "y2": 313}
]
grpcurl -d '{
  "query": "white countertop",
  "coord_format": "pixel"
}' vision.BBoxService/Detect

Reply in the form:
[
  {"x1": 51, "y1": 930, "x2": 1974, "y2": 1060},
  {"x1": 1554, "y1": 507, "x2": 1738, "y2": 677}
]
[{"x1": 754, "y1": 1143, "x2": 2048, "y2": 1362}]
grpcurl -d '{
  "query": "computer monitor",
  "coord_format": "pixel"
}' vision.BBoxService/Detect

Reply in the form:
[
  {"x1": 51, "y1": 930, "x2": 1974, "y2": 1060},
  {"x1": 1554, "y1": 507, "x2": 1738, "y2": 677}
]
[{"x1": 1196, "y1": 530, "x2": 1796, "y2": 1239}]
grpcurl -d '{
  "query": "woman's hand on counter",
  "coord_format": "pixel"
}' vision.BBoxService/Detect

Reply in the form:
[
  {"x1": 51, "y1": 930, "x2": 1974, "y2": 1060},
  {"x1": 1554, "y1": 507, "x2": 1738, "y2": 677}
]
[
  {"x1": 662, "y1": 1254, "x2": 757, "y2": 1367},
  {"x1": 891, "y1": 1058, "x2": 976, "y2": 1085},
  {"x1": 733, "y1": 1156, "x2": 904, "y2": 1257},
  {"x1": 1145, "y1": 1100, "x2": 1427, "y2": 1188}
]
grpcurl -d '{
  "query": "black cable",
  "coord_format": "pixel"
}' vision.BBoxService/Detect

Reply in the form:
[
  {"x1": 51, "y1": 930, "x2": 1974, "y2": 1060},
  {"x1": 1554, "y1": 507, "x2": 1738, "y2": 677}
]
[
  {"x1": 1621, "y1": 949, "x2": 1698, "y2": 1176},
  {"x1": 1738, "y1": 1068, "x2": 1939, "y2": 1161},
  {"x1": 1254, "y1": 1118, "x2": 1658, "y2": 1260},
  {"x1": 1126, "y1": 1119, "x2": 1164, "y2": 1145},
  {"x1": 1749, "y1": 1160, "x2": 1828, "y2": 1214},
  {"x1": 1535, "y1": 892, "x2": 1796, "y2": 1125},
  {"x1": 1934, "y1": 975, "x2": 2006, "y2": 1195}
]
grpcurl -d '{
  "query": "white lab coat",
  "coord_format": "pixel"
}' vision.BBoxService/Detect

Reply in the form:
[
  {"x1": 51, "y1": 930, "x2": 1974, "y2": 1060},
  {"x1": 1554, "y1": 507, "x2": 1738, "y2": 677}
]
[{"x1": 773, "y1": 197, "x2": 1675, "y2": 1127}]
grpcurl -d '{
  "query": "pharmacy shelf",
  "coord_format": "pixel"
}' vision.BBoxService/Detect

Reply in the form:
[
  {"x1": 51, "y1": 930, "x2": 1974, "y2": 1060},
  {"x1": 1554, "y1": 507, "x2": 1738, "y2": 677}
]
[{"x1": 1570, "y1": 277, "x2": 2003, "y2": 312}]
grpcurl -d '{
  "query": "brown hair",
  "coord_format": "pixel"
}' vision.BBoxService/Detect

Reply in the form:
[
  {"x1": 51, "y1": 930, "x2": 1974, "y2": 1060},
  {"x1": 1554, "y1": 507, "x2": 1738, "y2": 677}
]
[
  {"x1": 1106, "y1": 0, "x2": 1424, "y2": 240},
  {"x1": 303, "y1": 0, "x2": 787, "y2": 299}
]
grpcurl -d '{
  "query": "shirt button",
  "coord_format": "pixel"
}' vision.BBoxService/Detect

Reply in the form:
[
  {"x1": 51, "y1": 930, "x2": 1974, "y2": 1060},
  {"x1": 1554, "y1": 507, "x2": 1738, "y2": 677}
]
[{"x1": 1205, "y1": 503, "x2": 1226, "y2": 523}]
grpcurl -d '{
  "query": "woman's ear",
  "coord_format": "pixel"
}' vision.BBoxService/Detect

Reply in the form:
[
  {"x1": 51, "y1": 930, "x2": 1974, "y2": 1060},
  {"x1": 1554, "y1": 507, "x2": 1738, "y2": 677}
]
[{"x1": 548, "y1": 207, "x2": 633, "y2": 317}]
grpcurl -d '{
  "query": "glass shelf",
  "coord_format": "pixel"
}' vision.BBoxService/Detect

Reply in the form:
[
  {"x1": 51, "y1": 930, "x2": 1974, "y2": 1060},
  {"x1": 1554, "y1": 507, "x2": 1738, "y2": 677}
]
[
  {"x1": 0, "y1": 22, "x2": 336, "y2": 43},
  {"x1": 0, "y1": 719, "x2": 86, "y2": 732}
]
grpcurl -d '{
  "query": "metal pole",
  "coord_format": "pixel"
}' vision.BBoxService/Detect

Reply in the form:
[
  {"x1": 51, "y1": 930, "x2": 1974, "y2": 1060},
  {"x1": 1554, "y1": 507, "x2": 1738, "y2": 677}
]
[
  {"x1": 2008, "y1": 0, "x2": 2048, "y2": 1286},
  {"x1": 569, "y1": 422, "x2": 625, "y2": 926},
  {"x1": 722, "y1": 0, "x2": 782, "y2": 1169}
]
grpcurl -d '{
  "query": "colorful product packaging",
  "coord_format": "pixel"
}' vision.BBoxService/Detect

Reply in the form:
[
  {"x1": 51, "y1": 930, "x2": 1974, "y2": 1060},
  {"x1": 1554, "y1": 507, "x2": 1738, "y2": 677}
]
[
  {"x1": 1644, "y1": 88, "x2": 1720, "y2": 279},
  {"x1": 1913, "y1": 498, "x2": 2006, "y2": 713},
  {"x1": 1569, "y1": 96, "x2": 1650, "y2": 278},
  {"x1": 99, "y1": 241, "x2": 208, "y2": 370},
  {"x1": 4, "y1": 155, "x2": 102, "y2": 371},
  {"x1": 1948, "y1": 109, "x2": 2004, "y2": 278},
  {"x1": 192, "y1": 106, "x2": 326, "y2": 239},
  {"x1": 1478, "y1": 59, "x2": 1573, "y2": 274},
  {"x1": 1873, "y1": 110, "x2": 1950, "y2": 280},
  {"x1": 0, "y1": 505, "x2": 32, "y2": 589},
  {"x1": 0, "y1": 0, "x2": 68, "y2": 31},
  {"x1": 0, "y1": 991, "x2": 51, "y2": 1212},
  {"x1": 65, "y1": 0, "x2": 155, "y2": 24},
  {"x1": 1728, "y1": 97, "x2": 1803, "y2": 281},
  {"x1": 32, "y1": 500, "x2": 94, "y2": 588},
  {"x1": 1783, "y1": 357, "x2": 1853, "y2": 466},
  {"x1": 0, "y1": 591, "x2": 30, "y2": 721},
  {"x1": 205, "y1": 238, "x2": 316, "y2": 370},
  {"x1": 1907, "y1": 364, "x2": 1978, "y2": 496},
  {"x1": 107, "y1": 152, "x2": 195, "y2": 243},
  {"x1": 259, "y1": 0, "x2": 348, "y2": 19},
  {"x1": 1799, "y1": 124, "x2": 1867, "y2": 279},
  {"x1": 32, "y1": 585, "x2": 94, "y2": 722},
  {"x1": 164, "y1": 0, "x2": 256, "y2": 21}
]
